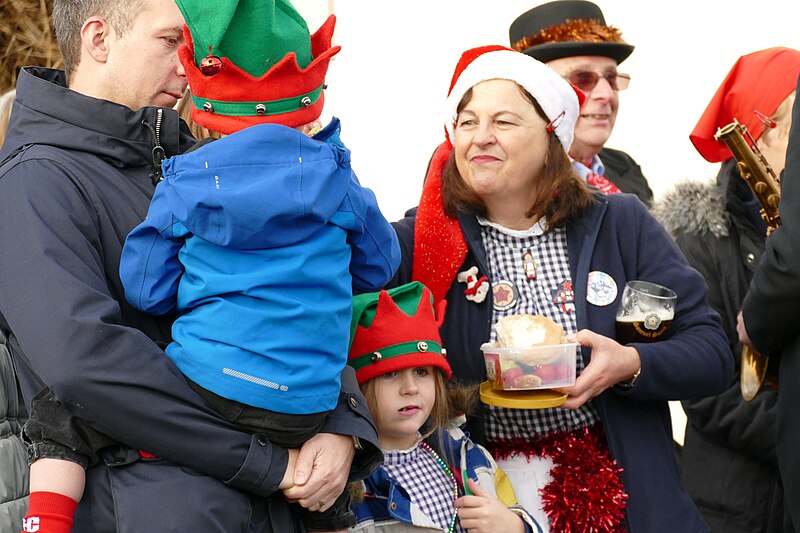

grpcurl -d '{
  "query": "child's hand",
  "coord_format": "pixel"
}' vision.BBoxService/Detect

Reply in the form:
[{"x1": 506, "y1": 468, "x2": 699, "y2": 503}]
[
  {"x1": 279, "y1": 448, "x2": 300, "y2": 490},
  {"x1": 454, "y1": 479, "x2": 526, "y2": 533}
]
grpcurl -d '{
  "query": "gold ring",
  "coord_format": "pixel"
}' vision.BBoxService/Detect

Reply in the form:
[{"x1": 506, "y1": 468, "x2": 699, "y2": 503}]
[{"x1": 318, "y1": 500, "x2": 325, "y2": 510}]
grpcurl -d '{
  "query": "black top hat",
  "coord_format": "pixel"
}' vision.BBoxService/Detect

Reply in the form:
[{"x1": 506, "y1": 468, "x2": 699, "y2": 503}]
[{"x1": 509, "y1": 0, "x2": 634, "y2": 64}]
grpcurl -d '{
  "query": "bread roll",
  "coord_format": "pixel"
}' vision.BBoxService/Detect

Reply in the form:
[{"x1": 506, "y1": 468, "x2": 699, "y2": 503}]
[{"x1": 496, "y1": 314, "x2": 566, "y2": 348}]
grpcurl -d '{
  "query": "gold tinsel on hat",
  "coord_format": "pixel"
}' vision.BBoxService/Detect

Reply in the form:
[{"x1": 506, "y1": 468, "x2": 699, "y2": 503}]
[
  {"x1": 0, "y1": 0, "x2": 62, "y2": 93},
  {"x1": 512, "y1": 19, "x2": 626, "y2": 53}
]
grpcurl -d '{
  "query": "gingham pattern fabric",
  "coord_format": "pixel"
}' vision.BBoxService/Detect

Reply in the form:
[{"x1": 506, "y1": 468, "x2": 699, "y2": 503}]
[
  {"x1": 383, "y1": 442, "x2": 465, "y2": 532},
  {"x1": 478, "y1": 218, "x2": 600, "y2": 441}
]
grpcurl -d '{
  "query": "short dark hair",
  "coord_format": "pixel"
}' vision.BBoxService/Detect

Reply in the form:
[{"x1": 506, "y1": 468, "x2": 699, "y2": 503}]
[
  {"x1": 441, "y1": 83, "x2": 596, "y2": 231},
  {"x1": 53, "y1": 0, "x2": 144, "y2": 78}
]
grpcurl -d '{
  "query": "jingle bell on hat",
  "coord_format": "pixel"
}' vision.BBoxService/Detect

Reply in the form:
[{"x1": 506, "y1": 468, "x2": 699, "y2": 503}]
[
  {"x1": 199, "y1": 47, "x2": 222, "y2": 76},
  {"x1": 348, "y1": 282, "x2": 452, "y2": 384},
  {"x1": 175, "y1": 0, "x2": 341, "y2": 134}
]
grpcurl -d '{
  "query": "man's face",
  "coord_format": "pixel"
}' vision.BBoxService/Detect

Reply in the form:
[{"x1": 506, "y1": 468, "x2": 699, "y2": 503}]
[
  {"x1": 546, "y1": 55, "x2": 620, "y2": 160},
  {"x1": 103, "y1": 0, "x2": 187, "y2": 110}
]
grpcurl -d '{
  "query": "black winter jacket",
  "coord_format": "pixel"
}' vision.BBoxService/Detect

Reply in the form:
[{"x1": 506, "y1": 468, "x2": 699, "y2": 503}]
[
  {"x1": 599, "y1": 147, "x2": 653, "y2": 206},
  {"x1": 652, "y1": 162, "x2": 788, "y2": 532},
  {"x1": 0, "y1": 67, "x2": 380, "y2": 532}
]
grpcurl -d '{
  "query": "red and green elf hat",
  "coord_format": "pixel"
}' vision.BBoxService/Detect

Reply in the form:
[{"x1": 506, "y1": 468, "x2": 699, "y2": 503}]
[
  {"x1": 348, "y1": 282, "x2": 452, "y2": 385},
  {"x1": 175, "y1": 0, "x2": 341, "y2": 134}
]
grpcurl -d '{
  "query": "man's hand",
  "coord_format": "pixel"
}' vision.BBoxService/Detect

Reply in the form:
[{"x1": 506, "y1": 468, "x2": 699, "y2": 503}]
[
  {"x1": 555, "y1": 329, "x2": 640, "y2": 409},
  {"x1": 282, "y1": 432, "x2": 355, "y2": 511},
  {"x1": 737, "y1": 310, "x2": 754, "y2": 348},
  {"x1": 455, "y1": 479, "x2": 525, "y2": 533}
]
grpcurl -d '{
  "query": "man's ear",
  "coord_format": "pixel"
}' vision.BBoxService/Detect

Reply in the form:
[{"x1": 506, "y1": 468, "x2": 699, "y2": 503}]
[{"x1": 80, "y1": 16, "x2": 112, "y2": 63}]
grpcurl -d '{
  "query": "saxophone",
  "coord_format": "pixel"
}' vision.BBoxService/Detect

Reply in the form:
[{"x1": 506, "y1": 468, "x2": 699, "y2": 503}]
[{"x1": 714, "y1": 119, "x2": 781, "y2": 401}]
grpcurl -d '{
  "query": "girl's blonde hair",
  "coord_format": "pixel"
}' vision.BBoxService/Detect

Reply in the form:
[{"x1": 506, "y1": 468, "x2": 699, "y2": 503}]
[
  {"x1": 177, "y1": 90, "x2": 221, "y2": 141},
  {"x1": 0, "y1": 89, "x2": 16, "y2": 148}
]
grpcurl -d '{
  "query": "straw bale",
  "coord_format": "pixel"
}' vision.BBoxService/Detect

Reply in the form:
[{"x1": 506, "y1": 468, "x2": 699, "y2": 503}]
[{"x1": 0, "y1": 0, "x2": 61, "y2": 93}]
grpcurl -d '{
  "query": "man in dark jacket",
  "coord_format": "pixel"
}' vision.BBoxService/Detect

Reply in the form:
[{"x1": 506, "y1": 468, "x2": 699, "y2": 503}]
[
  {"x1": 0, "y1": 1, "x2": 380, "y2": 531},
  {"x1": 509, "y1": 0, "x2": 653, "y2": 205},
  {"x1": 739, "y1": 75, "x2": 800, "y2": 531}
]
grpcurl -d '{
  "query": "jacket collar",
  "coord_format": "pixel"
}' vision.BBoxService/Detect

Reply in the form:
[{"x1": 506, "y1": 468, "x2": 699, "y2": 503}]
[{"x1": 1, "y1": 67, "x2": 193, "y2": 169}]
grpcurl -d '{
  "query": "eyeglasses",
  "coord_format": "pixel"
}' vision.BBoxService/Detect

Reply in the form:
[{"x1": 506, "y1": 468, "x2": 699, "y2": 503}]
[{"x1": 564, "y1": 71, "x2": 630, "y2": 92}]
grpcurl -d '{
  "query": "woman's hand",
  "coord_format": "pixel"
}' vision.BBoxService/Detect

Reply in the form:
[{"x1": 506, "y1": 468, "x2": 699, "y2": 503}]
[
  {"x1": 555, "y1": 329, "x2": 641, "y2": 409},
  {"x1": 455, "y1": 479, "x2": 526, "y2": 533},
  {"x1": 282, "y1": 432, "x2": 355, "y2": 511}
]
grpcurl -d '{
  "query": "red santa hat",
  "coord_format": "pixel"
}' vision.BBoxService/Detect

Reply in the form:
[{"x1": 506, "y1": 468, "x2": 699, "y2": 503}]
[
  {"x1": 413, "y1": 46, "x2": 584, "y2": 304},
  {"x1": 690, "y1": 47, "x2": 800, "y2": 163},
  {"x1": 444, "y1": 45, "x2": 584, "y2": 153}
]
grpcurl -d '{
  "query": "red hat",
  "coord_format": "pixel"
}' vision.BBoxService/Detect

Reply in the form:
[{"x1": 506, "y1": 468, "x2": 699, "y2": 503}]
[
  {"x1": 444, "y1": 45, "x2": 585, "y2": 152},
  {"x1": 177, "y1": 0, "x2": 341, "y2": 135},
  {"x1": 690, "y1": 47, "x2": 800, "y2": 163},
  {"x1": 413, "y1": 46, "x2": 585, "y2": 304},
  {"x1": 348, "y1": 282, "x2": 451, "y2": 384}
]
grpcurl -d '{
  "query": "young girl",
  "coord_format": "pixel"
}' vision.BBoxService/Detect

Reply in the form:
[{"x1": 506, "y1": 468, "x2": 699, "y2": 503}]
[{"x1": 347, "y1": 282, "x2": 541, "y2": 533}]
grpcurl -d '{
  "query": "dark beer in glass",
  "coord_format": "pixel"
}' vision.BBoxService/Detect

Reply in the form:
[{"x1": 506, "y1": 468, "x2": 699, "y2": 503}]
[{"x1": 615, "y1": 281, "x2": 677, "y2": 344}]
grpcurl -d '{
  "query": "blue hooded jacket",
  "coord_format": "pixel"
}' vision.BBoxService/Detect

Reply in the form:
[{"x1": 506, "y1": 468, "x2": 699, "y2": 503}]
[{"x1": 120, "y1": 119, "x2": 400, "y2": 414}]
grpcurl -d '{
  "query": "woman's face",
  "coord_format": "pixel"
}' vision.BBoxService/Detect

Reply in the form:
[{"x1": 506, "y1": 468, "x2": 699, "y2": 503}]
[
  {"x1": 372, "y1": 367, "x2": 436, "y2": 450},
  {"x1": 454, "y1": 79, "x2": 549, "y2": 214}
]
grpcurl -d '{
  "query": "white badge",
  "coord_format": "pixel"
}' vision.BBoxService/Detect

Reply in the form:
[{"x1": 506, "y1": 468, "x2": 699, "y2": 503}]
[{"x1": 586, "y1": 271, "x2": 618, "y2": 306}]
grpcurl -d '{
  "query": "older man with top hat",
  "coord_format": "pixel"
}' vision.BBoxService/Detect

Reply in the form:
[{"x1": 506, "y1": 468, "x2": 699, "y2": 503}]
[{"x1": 510, "y1": 0, "x2": 653, "y2": 205}]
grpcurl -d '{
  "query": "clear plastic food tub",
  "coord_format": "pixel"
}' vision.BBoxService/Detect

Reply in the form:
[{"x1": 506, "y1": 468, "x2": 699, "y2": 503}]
[{"x1": 481, "y1": 342, "x2": 578, "y2": 390}]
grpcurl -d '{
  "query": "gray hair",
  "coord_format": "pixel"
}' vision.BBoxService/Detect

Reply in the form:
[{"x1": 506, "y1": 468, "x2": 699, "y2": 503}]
[{"x1": 53, "y1": 0, "x2": 145, "y2": 78}]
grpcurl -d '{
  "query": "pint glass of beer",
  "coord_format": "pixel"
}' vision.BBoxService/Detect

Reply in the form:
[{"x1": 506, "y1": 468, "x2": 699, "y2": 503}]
[{"x1": 615, "y1": 281, "x2": 677, "y2": 344}]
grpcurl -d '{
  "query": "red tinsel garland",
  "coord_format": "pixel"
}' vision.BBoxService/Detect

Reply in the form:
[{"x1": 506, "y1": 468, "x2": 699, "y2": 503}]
[{"x1": 490, "y1": 424, "x2": 628, "y2": 533}]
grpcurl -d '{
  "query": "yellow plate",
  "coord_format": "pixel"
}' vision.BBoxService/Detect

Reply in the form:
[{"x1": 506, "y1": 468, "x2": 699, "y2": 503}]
[{"x1": 479, "y1": 381, "x2": 567, "y2": 409}]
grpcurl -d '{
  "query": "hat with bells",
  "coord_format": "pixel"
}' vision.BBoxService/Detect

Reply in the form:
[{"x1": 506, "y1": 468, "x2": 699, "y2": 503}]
[
  {"x1": 509, "y1": 0, "x2": 634, "y2": 64},
  {"x1": 690, "y1": 47, "x2": 800, "y2": 163},
  {"x1": 175, "y1": 0, "x2": 340, "y2": 135},
  {"x1": 348, "y1": 282, "x2": 452, "y2": 385}
]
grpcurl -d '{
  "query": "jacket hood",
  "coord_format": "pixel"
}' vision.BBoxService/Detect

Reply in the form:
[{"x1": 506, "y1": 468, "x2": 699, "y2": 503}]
[
  {"x1": 0, "y1": 67, "x2": 191, "y2": 169},
  {"x1": 651, "y1": 179, "x2": 730, "y2": 239},
  {"x1": 159, "y1": 120, "x2": 352, "y2": 249}
]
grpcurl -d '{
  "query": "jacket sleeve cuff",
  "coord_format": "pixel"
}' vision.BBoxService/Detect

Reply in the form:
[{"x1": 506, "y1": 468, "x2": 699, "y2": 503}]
[
  {"x1": 320, "y1": 365, "x2": 383, "y2": 482},
  {"x1": 509, "y1": 506, "x2": 544, "y2": 533},
  {"x1": 224, "y1": 433, "x2": 288, "y2": 497}
]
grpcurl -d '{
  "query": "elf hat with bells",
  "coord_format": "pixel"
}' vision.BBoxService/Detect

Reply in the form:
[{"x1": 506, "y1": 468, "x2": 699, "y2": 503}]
[
  {"x1": 348, "y1": 282, "x2": 452, "y2": 385},
  {"x1": 175, "y1": 0, "x2": 340, "y2": 135}
]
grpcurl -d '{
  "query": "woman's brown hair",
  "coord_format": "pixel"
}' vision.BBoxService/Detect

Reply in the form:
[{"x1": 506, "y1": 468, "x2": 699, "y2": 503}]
[{"x1": 442, "y1": 83, "x2": 596, "y2": 231}]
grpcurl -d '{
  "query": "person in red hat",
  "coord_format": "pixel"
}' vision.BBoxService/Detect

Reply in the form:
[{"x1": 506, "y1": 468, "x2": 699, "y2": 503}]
[
  {"x1": 348, "y1": 282, "x2": 541, "y2": 533},
  {"x1": 20, "y1": 1, "x2": 400, "y2": 532},
  {"x1": 653, "y1": 47, "x2": 800, "y2": 531},
  {"x1": 390, "y1": 43, "x2": 732, "y2": 532},
  {"x1": 509, "y1": 0, "x2": 652, "y2": 205}
]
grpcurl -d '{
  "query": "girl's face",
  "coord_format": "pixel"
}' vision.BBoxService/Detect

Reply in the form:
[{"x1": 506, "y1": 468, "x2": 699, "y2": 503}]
[{"x1": 373, "y1": 367, "x2": 437, "y2": 450}]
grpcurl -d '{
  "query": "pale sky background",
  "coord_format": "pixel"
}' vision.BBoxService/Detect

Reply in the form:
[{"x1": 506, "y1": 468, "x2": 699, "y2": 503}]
[
  {"x1": 295, "y1": 0, "x2": 800, "y2": 222},
  {"x1": 292, "y1": 0, "x2": 800, "y2": 442}
]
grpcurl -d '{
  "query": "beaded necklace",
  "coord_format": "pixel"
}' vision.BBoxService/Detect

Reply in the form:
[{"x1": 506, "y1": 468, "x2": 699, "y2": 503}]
[{"x1": 418, "y1": 440, "x2": 460, "y2": 533}]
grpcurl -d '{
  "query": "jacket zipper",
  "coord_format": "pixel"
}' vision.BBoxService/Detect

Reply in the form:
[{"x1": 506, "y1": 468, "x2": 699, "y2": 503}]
[{"x1": 151, "y1": 108, "x2": 165, "y2": 184}]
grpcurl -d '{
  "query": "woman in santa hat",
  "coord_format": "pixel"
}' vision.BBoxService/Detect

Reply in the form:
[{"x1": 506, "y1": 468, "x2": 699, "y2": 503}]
[{"x1": 389, "y1": 44, "x2": 732, "y2": 532}]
